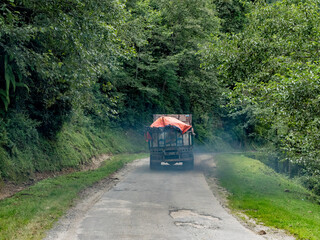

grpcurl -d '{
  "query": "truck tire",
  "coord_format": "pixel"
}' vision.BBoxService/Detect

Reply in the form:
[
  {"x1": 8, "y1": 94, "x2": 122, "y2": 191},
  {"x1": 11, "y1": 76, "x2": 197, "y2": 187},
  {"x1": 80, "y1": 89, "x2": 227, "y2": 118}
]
[
  {"x1": 184, "y1": 158, "x2": 194, "y2": 170},
  {"x1": 150, "y1": 160, "x2": 160, "y2": 170}
]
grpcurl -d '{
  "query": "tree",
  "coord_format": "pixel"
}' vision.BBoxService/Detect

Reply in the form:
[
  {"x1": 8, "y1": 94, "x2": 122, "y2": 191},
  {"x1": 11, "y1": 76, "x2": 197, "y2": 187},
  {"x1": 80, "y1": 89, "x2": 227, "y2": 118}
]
[
  {"x1": 213, "y1": 0, "x2": 248, "y2": 33},
  {"x1": 203, "y1": 0, "x2": 320, "y2": 175},
  {"x1": 1, "y1": 0, "x2": 133, "y2": 137},
  {"x1": 110, "y1": 0, "x2": 222, "y2": 138}
]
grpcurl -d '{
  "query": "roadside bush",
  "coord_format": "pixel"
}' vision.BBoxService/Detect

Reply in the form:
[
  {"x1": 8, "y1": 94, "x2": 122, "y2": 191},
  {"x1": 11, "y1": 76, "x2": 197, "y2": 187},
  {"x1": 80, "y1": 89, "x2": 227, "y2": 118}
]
[
  {"x1": 0, "y1": 109, "x2": 147, "y2": 182},
  {"x1": 244, "y1": 151, "x2": 280, "y2": 170},
  {"x1": 0, "y1": 147, "x2": 14, "y2": 181},
  {"x1": 299, "y1": 174, "x2": 320, "y2": 196},
  {"x1": 0, "y1": 118, "x2": 7, "y2": 146},
  {"x1": 6, "y1": 111, "x2": 40, "y2": 151}
]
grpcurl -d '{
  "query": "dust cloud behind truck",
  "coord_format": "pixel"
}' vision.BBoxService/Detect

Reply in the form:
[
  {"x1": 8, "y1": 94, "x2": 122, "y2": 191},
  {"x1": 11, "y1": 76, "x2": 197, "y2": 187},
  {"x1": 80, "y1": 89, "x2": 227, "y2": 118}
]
[{"x1": 146, "y1": 114, "x2": 194, "y2": 169}]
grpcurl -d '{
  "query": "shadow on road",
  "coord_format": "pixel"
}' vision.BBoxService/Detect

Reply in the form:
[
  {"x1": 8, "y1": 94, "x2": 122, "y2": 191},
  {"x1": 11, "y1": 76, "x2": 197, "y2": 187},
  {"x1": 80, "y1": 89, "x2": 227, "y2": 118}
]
[{"x1": 148, "y1": 153, "x2": 216, "y2": 173}]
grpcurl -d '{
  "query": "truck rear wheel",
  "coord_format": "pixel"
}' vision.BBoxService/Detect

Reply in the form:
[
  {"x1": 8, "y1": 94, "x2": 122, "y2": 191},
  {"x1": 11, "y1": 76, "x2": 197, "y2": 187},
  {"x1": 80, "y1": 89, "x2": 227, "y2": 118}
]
[
  {"x1": 184, "y1": 158, "x2": 194, "y2": 170},
  {"x1": 150, "y1": 160, "x2": 161, "y2": 170}
]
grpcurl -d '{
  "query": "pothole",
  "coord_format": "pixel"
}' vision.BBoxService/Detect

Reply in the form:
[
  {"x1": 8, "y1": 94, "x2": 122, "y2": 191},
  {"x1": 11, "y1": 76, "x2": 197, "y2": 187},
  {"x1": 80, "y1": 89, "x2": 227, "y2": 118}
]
[
  {"x1": 169, "y1": 209, "x2": 221, "y2": 230},
  {"x1": 175, "y1": 222, "x2": 207, "y2": 229}
]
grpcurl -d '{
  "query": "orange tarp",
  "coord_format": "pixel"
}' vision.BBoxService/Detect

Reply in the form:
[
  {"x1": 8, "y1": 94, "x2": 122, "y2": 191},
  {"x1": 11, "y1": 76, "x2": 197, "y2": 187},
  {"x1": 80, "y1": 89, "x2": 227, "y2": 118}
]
[{"x1": 150, "y1": 116, "x2": 192, "y2": 134}]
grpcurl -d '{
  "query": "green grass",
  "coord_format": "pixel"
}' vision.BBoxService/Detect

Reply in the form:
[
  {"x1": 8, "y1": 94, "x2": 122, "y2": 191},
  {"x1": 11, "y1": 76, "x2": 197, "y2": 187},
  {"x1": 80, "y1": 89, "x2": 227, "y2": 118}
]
[
  {"x1": 213, "y1": 154, "x2": 320, "y2": 240},
  {"x1": 0, "y1": 153, "x2": 148, "y2": 240}
]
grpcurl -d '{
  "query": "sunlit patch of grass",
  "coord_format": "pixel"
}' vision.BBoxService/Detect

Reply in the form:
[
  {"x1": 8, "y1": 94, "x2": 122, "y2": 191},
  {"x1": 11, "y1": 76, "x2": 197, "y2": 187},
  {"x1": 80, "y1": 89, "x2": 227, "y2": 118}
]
[
  {"x1": 0, "y1": 153, "x2": 148, "y2": 240},
  {"x1": 214, "y1": 154, "x2": 320, "y2": 240}
]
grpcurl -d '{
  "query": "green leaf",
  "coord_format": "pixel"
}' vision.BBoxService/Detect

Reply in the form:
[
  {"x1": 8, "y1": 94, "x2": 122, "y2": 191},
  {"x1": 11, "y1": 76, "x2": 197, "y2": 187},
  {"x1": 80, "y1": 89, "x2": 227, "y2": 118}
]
[
  {"x1": 15, "y1": 82, "x2": 29, "y2": 92},
  {"x1": 4, "y1": 55, "x2": 16, "y2": 94},
  {"x1": 0, "y1": 89, "x2": 7, "y2": 98},
  {"x1": 0, "y1": 90, "x2": 9, "y2": 111}
]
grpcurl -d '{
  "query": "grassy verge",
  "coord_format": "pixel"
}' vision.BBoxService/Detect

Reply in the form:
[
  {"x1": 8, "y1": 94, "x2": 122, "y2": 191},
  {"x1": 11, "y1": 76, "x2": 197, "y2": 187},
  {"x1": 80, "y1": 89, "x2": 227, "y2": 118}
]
[
  {"x1": 0, "y1": 111, "x2": 147, "y2": 182},
  {"x1": 212, "y1": 154, "x2": 320, "y2": 240},
  {"x1": 0, "y1": 153, "x2": 148, "y2": 240}
]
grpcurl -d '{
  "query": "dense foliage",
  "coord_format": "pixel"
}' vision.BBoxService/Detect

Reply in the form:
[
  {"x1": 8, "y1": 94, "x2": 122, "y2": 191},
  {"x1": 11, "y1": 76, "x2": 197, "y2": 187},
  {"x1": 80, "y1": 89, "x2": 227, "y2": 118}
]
[
  {"x1": 0, "y1": 0, "x2": 133, "y2": 136},
  {"x1": 203, "y1": 0, "x2": 320, "y2": 193},
  {"x1": 117, "y1": 0, "x2": 224, "y2": 145},
  {"x1": 1, "y1": 0, "x2": 320, "y2": 194},
  {"x1": 0, "y1": 0, "x2": 226, "y2": 181}
]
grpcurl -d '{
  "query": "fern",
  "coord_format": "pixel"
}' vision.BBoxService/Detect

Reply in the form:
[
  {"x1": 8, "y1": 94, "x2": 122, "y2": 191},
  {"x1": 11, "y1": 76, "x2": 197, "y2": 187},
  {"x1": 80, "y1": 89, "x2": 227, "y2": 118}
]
[
  {"x1": 0, "y1": 89, "x2": 9, "y2": 111},
  {"x1": 0, "y1": 54, "x2": 27, "y2": 112}
]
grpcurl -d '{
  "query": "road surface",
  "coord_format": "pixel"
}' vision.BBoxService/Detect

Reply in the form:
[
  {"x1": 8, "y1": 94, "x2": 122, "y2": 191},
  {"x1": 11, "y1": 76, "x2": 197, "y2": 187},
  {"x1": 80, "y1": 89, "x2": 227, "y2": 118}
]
[{"x1": 44, "y1": 155, "x2": 275, "y2": 240}]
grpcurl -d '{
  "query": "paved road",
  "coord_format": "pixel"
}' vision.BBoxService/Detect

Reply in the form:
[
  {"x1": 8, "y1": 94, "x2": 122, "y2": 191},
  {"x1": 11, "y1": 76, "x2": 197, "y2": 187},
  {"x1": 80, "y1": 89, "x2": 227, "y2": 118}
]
[{"x1": 46, "y1": 156, "x2": 265, "y2": 240}]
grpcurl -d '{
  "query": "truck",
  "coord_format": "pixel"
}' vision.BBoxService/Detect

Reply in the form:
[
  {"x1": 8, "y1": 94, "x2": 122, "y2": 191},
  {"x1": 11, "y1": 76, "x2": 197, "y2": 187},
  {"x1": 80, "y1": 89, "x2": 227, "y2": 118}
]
[{"x1": 146, "y1": 114, "x2": 194, "y2": 170}]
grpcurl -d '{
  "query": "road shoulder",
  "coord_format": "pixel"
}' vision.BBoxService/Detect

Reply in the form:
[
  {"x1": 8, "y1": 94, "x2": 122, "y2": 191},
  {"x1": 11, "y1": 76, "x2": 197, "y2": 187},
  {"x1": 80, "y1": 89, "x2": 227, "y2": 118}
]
[
  {"x1": 44, "y1": 158, "x2": 146, "y2": 240},
  {"x1": 199, "y1": 153, "x2": 295, "y2": 240}
]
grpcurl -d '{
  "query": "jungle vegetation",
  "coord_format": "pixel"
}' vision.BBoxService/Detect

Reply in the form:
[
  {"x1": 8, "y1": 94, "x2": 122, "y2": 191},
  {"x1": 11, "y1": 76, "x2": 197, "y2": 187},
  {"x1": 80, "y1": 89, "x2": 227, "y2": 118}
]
[{"x1": 1, "y1": 0, "x2": 320, "y2": 194}]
